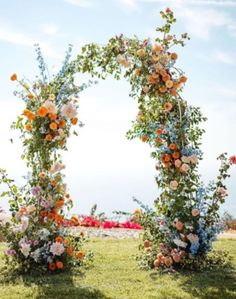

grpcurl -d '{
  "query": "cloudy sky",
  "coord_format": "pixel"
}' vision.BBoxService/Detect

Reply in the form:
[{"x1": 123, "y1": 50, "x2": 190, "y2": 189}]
[{"x1": 0, "y1": 0, "x2": 235, "y2": 217}]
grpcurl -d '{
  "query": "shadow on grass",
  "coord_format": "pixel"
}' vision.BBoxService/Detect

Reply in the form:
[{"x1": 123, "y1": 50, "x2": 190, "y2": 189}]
[
  {"x1": 150, "y1": 265, "x2": 236, "y2": 299},
  {"x1": 179, "y1": 266, "x2": 236, "y2": 299},
  {"x1": 0, "y1": 269, "x2": 112, "y2": 299}
]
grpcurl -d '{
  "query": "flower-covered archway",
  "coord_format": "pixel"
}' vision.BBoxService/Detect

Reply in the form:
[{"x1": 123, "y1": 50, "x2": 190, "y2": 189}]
[{"x1": 0, "y1": 8, "x2": 235, "y2": 273}]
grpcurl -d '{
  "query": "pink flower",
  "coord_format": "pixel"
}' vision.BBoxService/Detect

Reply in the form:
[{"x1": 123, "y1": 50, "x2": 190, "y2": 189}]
[
  {"x1": 50, "y1": 242, "x2": 65, "y2": 256},
  {"x1": 230, "y1": 156, "x2": 236, "y2": 164},
  {"x1": 175, "y1": 221, "x2": 184, "y2": 231},
  {"x1": 172, "y1": 253, "x2": 181, "y2": 263}
]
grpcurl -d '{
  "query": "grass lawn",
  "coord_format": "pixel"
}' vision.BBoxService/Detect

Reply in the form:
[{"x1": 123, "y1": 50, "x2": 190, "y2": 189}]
[{"x1": 0, "y1": 238, "x2": 236, "y2": 299}]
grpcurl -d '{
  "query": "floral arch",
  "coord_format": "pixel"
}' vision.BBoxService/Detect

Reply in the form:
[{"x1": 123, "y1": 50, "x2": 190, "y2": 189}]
[{"x1": 0, "y1": 8, "x2": 235, "y2": 273}]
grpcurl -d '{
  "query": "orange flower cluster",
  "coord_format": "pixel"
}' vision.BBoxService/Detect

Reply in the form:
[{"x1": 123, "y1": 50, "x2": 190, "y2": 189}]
[{"x1": 161, "y1": 144, "x2": 180, "y2": 168}]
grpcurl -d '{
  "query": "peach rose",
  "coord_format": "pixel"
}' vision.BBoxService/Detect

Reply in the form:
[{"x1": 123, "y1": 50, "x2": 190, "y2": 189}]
[
  {"x1": 164, "y1": 256, "x2": 173, "y2": 267},
  {"x1": 165, "y1": 80, "x2": 174, "y2": 89},
  {"x1": 180, "y1": 163, "x2": 190, "y2": 173},
  {"x1": 144, "y1": 240, "x2": 151, "y2": 248},
  {"x1": 190, "y1": 155, "x2": 198, "y2": 164},
  {"x1": 137, "y1": 49, "x2": 146, "y2": 58},
  {"x1": 174, "y1": 159, "x2": 182, "y2": 168},
  {"x1": 143, "y1": 86, "x2": 149, "y2": 93},
  {"x1": 152, "y1": 43, "x2": 162, "y2": 53},
  {"x1": 181, "y1": 156, "x2": 191, "y2": 163},
  {"x1": 191, "y1": 208, "x2": 200, "y2": 217},
  {"x1": 170, "y1": 180, "x2": 178, "y2": 190}
]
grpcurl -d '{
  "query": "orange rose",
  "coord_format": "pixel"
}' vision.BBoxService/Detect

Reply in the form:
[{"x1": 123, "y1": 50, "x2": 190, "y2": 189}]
[
  {"x1": 10, "y1": 74, "x2": 17, "y2": 81},
  {"x1": 55, "y1": 236, "x2": 64, "y2": 243},
  {"x1": 49, "y1": 262, "x2": 56, "y2": 271},
  {"x1": 141, "y1": 136, "x2": 148, "y2": 142},
  {"x1": 71, "y1": 216, "x2": 79, "y2": 226},
  {"x1": 64, "y1": 239, "x2": 70, "y2": 247},
  {"x1": 55, "y1": 199, "x2": 65, "y2": 208},
  {"x1": 49, "y1": 113, "x2": 57, "y2": 121},
  {"x1": 164, "y1": 154, "x2": 171, "y2": 162},
  {"x1": 23, "y1": 109, "x2": 35, "y2": 121},
  {"x1": 45, "y1": 134, "x2": 52, "y2": 141},
  {"x1": 56, "y1": 261, "x2": 63, "y2": 269},
  {"x1": 172, "y1": 151, "x2": 180, "y2": 159},
  {"x1": 163, "y1": 102, "x2": 173, "y2": 112},
  {"x1": 67, "y1": 247, "x2": 75, "y2": 256},
  {"x1": 71, "y1": 117, "x2": 78, "y2": 125},
  {"x1": 27, "y1": 94, "x2": 34, "y2": 99},
  {"x1": 156, "y1": 128, "x2": 163, "y2": 135},
  {"x1": 162, "y1": 74, "x2": 170, "y2": 82},
  {"x1": 48, "y1": 212, "x2": 55, "y2": 221},
  {"x1": 55, "y1": 214, "x2": 63, "y2": 226},
  {"x1": 37, "y1": 106, "x2": 48, "y2": 118},
  {"x1": 77, "y1": 251, "x2": 85, "y2": 259},
  {"x1": 159, "y1": 86, "x2": 167, "y2": 93},
  {"x1": 171, "y1": 53, "x2": 178, "y2": 60},
  {"x1": 169, "y1": 143, "x2": 176, "y2": 151},
  {"x1": 58, "y1": 119, "x2": 66, "y2": 128},
  {"x1": 40, "y1": 210, "x2": 47, "y2": 218},
  {"x1": 50, "y1": 180, "x2": 57, "y2": 187},
  {"x1": 135, "y1": 68, "x2": 142, "y2": 76},
  {"x1": 59, "y1": 139, "x2": 65, "y2": 146},
  {"x1": 25, "y1": 123, "x2": 32, "y2": 132},
  {"x1": 179, "y1": 76, "x2": 187, "y2": 83},
  {"x1": 170, "y1": 88, "x2": 177, "y2": 97},
  {"x1": 49, "y1": 122, "x2": 57, "y2": 130}
]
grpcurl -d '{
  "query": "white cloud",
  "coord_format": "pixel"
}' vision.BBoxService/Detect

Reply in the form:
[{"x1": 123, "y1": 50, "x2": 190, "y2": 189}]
[
  {"x1": 175, "y1": 7, "x2": 233, "y2": 39},
  {"x1": 212, "y1": 50, "x2": 235, "y2": 64},
  {"x1": 41, "y1": 23, "x2": 59, "y2": 36},
  {"x1": 64, "y1": 0, "x2": 94, "y2": 7},
  {"x1": 118, "y1": 0, "x2": 236, "y2": 39},
  {"x1": 0, "y1": 27, "x2": 62, "y2": 60},
  {"x1": 118, "y1": 0, "x2": 139, "y2": 10}
]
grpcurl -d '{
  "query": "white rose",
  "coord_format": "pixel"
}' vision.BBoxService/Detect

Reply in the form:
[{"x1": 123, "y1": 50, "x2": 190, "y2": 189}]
[
  {"x1": 20, "y1": 243, "x2": 31, "y2": 257},
  {"x1": 173, "y1": 238, "x2": 187, "y2": 248}
]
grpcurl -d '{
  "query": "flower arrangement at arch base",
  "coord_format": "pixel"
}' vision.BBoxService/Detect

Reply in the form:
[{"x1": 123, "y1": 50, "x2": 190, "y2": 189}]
[{"x1": 0, "y1": 47, "x2": 93, "y2": 274}]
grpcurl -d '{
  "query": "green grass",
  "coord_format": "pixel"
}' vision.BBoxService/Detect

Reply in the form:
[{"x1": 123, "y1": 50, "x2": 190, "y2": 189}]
[{"x1": 0, "y1": 238, "x2": 236, "y2": 299}]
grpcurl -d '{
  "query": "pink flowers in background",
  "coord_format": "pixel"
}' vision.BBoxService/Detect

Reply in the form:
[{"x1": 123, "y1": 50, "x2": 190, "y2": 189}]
[
  {"x1": 230, "y1": 156, "x2": 236, "y2": 164},
  {"x1": 65, "y1": 215, "x2": 142, "y2": 230}
]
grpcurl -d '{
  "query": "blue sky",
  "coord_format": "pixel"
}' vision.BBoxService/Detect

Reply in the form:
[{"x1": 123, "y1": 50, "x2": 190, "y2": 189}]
[{"x1": 0, "y1": 0, "x2": 236, "y2": 217}]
